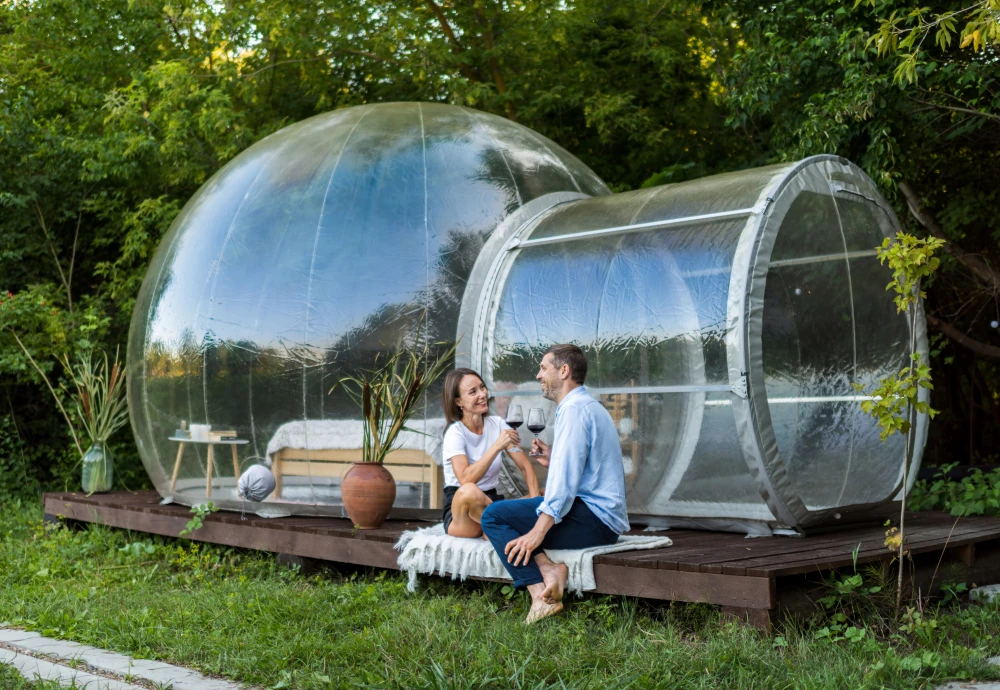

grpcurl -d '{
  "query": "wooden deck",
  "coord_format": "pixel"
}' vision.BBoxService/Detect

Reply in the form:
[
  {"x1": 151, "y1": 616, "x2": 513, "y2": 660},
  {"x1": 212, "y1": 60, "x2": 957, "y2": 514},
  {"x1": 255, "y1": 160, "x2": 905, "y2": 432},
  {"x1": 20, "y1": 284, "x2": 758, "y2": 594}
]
[{"x1": 43, "y1": 491, "x2": 1000, "y2": 628}]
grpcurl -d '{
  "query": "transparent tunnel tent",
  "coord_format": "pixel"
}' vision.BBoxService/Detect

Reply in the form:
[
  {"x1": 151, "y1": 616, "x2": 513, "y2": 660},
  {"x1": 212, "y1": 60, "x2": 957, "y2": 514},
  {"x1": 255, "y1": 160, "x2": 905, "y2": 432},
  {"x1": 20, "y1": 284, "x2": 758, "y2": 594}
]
[{"x1": 127, "y1": 102, "x2": 927, "y2": 532}]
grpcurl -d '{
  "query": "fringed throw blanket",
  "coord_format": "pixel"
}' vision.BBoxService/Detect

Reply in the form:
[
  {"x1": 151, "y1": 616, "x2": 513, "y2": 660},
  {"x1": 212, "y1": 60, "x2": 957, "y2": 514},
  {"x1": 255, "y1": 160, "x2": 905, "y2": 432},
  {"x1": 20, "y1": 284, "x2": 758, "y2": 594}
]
[{"x1": 395, "y1": 523, "x2": 672, "y2": 595}]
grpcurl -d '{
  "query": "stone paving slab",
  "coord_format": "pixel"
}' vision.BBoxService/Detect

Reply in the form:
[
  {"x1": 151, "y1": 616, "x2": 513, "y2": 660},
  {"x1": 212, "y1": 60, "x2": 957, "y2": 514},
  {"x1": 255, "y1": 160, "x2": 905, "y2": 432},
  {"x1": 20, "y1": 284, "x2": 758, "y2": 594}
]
[
  {"x1": 0, "y1": 628, "x2": 244, "y2": 690},
  {"x1": 0, "y1": 647, "x2": 145, "y2": 689}
]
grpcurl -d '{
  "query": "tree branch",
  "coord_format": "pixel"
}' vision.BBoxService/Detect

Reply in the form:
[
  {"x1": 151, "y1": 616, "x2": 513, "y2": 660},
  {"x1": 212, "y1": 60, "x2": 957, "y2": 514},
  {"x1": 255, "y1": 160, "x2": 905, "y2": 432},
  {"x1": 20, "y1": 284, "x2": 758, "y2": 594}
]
[
  {"x1": 475, "y1": 4, "x2": 516, "y2": 120},
  {"x1": 31, "y1": 200, "x2": 72, "y2": 309},
  {"x1": 899, "y1": 180, "x2": 1000, "y2": 294},
  {"x1": 925, "y1": 313, "x2": 1000, "y2": 360},
  {"x1": 907, "y1": 97, "x2": 1000, "y2": 124},
  {"x1": 8, "y1": 329, "x2": 84, "y2": 457},
  {"x1": 67, "y1": 187, "x2": 88, "y2": 315},
  {"x1": 236, "y1": 50, "x2": 402, "y2": 81},
  {"x1": 422, "y1": 0, "x2": 480, "y2": 82}
]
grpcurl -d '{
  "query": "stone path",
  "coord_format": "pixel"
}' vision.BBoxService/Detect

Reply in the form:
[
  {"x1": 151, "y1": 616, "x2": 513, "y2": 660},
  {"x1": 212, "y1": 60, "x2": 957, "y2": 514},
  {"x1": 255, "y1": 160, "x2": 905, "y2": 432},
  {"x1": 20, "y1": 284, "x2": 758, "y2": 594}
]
[{"x1": 0, "y1": 628, "x2": 244, "y2": 689}]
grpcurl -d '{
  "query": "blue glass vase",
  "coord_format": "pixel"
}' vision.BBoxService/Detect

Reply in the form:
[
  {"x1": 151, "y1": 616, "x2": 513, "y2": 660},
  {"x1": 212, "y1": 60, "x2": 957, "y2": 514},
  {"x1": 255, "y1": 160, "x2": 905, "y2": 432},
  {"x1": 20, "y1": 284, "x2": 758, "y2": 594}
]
[{"x1": 81, "y1": 443, "x2": 114, "y2": 494}]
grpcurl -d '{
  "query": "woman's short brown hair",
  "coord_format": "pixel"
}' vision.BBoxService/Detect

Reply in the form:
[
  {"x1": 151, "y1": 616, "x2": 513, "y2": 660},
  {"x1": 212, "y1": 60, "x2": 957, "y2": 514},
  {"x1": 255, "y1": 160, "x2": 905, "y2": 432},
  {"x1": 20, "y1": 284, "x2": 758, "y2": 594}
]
[{"x1": 441, "y1": 368, "x2": 488, "y2": 424}]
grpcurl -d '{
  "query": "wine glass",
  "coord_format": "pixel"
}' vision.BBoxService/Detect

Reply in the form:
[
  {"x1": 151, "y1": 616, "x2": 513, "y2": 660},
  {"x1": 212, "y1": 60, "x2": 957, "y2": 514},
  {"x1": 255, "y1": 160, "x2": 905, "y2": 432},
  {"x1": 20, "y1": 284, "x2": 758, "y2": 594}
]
[
  {"x1": 527, "y1": 408, "x2": 546, "y2": 456},
  {"x1": 505, "y1": 405, "x2": 523, "y2": 451}
]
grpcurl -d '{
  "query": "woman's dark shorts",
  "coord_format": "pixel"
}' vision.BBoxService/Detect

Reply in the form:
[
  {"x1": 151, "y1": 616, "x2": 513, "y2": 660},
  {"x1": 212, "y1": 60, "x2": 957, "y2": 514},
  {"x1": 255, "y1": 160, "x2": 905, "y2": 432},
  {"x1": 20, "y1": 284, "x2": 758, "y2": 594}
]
[{"x1": 442, "y1": 485, "x2": 504, "y2": 533}]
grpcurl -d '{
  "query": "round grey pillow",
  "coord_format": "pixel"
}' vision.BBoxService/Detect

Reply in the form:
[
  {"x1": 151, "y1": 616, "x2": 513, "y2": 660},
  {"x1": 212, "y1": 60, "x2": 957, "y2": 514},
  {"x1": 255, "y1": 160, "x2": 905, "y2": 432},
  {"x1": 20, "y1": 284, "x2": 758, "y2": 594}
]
[{"x1": 237, "y1": 464, "x2": 276, "y2": 502}]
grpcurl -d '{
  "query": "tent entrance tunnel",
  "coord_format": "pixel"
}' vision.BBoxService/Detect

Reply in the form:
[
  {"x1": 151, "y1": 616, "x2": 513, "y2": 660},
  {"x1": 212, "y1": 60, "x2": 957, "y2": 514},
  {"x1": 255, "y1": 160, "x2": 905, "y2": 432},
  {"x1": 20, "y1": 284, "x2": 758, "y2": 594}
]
[{"x1": 127, "y1": 103, "x2": 927, "y2": 534}]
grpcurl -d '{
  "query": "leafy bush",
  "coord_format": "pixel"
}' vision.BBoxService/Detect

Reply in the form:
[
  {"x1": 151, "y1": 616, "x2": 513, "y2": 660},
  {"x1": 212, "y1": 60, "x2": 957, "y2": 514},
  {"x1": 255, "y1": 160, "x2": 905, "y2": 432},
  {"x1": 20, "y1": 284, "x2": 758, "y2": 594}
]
[
  {"x1": 0, "y1": 415, "x2": 39, "y2": 503},
  {"x1": 910, "y1": 463, "x2": 1000, "y2": 516}
]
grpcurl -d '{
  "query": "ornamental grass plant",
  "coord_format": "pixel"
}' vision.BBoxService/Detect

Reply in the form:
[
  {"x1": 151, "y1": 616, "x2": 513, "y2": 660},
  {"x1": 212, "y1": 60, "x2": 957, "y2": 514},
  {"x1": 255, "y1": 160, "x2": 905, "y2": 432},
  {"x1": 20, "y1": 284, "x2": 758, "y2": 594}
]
[
  {"x1": 333, "y1": 328, "x2": 457, "y2": 464},
  {"x1": 61, "y1": 348, "x2": 129, "y2": 493}
]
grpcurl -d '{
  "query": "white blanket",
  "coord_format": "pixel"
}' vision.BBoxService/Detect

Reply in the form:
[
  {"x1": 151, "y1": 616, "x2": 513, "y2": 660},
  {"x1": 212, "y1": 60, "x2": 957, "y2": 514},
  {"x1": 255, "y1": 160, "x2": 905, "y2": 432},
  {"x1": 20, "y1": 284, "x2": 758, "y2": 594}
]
[
  {"x1": 265, "y1": 418, "x2": 447, "y2": 465},
  {"x1": 395, "y1": 523, "x2": 672, "y2": 595}
]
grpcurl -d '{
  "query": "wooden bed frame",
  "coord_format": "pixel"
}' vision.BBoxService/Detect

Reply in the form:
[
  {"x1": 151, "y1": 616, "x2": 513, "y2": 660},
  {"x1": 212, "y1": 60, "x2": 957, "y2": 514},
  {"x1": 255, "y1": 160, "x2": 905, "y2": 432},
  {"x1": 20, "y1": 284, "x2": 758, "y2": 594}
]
[{"x1": 270, "y1": 447, "x2": 444, "y2": 509}]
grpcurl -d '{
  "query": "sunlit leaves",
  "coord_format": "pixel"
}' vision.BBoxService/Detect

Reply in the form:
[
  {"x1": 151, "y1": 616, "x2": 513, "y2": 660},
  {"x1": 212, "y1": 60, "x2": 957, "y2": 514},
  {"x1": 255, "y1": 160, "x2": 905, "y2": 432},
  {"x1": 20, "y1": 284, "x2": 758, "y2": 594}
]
[
  {"x1": 859, "y1": 0, "x2": 1000, "y2": 83},
  {"x1": 878, "y1": 232, "x2": 946, "y2": 313}
]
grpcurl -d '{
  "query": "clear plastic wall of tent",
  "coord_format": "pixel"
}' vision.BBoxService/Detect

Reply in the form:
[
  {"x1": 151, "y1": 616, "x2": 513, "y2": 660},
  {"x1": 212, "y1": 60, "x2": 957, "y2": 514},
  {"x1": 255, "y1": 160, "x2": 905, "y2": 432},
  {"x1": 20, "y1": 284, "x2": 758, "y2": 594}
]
[
  {"x1": 127, "y1": 102, "x2": 608, "y2": 519},
  {"x1": 459, "y1": 156, "x2": 928, "y2": 532},
  {"x1": 128, "y1": 101, "x2": 927, "y2": 532}
]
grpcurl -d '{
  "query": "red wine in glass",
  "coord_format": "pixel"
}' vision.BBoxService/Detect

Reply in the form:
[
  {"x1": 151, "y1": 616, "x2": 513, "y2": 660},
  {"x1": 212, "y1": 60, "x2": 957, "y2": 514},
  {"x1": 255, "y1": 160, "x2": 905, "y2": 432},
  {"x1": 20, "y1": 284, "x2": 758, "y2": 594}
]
[
  {"x1": 527, "y1": 408, "x2": 546, "y2": 456},
  {"x1": 506, "y1": 405, "x2": 523, "y2": 430},
  {"x1": 505, "y1": 405, "x2": 524, "y2": 452}
]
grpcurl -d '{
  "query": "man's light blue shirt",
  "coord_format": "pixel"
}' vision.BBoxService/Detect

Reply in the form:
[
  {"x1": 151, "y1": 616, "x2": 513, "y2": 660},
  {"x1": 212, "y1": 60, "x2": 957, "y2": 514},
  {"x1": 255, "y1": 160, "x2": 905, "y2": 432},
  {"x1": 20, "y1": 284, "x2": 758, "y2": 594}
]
[{"x1": 536, "y1": 386, "x2": 630, "y2": 535}]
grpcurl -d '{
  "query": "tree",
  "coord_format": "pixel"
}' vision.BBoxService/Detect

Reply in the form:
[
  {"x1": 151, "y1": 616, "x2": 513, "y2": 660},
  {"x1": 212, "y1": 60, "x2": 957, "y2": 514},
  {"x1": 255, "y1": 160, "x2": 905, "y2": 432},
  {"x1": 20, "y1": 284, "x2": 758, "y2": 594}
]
[
  {"x1": 0, "y1": 0, "x2": 745, "y2": 492},
  {"x1": 722, "y1": 0, "x2": 1000, "y2": 466}
]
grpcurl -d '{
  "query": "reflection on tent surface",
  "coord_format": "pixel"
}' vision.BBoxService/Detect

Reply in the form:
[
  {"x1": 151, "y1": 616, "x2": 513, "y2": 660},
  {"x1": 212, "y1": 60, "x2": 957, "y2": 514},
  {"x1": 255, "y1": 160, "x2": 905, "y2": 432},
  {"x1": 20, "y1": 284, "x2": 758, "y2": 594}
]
[{"x1": 128, "y1": 103, "x2": 926, "y2": 533}]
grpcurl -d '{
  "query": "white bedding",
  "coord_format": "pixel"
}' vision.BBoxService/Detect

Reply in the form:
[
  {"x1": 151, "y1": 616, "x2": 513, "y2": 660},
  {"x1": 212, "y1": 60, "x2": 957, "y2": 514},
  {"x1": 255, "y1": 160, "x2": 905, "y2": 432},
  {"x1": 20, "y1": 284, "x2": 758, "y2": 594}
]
[{"x1": 265, "y1": 418, "x2": 448, "y2": 465}]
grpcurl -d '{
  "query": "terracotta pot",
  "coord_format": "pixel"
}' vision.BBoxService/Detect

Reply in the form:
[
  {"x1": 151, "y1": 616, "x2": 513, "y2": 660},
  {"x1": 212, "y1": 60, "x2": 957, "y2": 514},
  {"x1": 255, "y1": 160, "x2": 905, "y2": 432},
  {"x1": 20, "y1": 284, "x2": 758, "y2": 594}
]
[{"x1": 341, "y1": 462, "x2": 396, "y2": 529}]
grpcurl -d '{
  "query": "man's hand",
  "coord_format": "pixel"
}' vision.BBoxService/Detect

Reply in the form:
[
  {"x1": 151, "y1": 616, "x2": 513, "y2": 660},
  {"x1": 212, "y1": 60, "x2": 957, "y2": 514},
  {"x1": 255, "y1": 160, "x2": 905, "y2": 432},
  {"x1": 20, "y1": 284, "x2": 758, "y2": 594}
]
[
  {"x1": 531, "y1": 438, "x2": 551, "y2": 467},
  {"x1": 505, "y1": 528, "x2": 545, "y2": 566}
]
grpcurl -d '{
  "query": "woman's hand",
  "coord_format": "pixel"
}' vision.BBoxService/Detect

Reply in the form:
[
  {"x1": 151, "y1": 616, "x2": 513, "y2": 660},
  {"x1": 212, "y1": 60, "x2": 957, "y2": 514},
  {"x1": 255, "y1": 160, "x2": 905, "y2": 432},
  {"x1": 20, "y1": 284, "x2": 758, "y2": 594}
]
[{"x1": 492, "y1": 428, "x2": 521, "y2": 452}]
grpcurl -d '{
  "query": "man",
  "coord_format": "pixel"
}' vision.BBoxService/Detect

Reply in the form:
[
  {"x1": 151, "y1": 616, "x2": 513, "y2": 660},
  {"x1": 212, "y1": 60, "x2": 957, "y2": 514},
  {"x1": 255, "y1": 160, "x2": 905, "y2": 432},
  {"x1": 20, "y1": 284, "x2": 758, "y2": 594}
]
[{"x1": 480, "y1": 344, "x2": 630, "y2": 624}]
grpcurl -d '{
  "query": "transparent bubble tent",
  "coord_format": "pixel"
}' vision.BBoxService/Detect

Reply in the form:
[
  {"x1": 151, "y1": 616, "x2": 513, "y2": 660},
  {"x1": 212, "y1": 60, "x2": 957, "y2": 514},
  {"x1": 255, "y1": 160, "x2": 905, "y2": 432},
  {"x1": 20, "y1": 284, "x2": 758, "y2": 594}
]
[{"x1": 128, "y1": 102, "x2": 928, "y2": 533}]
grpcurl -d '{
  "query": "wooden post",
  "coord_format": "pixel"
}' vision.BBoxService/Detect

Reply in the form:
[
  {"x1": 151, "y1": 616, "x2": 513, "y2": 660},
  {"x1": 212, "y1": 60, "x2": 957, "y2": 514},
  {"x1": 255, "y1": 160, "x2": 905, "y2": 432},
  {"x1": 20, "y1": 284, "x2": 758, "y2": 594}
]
[
  {"x1": 206, "y1": 444, "x2": 214, "y2": 498},
  {"x1": 273, "y1": 451, "x2": 283, "y2": 498},
  {"x1": 231, "y1": 444, "x2": 240, "y2": 478},
  {"x1": 170, "y1": 443, "x2": 185, "y2": 492}
]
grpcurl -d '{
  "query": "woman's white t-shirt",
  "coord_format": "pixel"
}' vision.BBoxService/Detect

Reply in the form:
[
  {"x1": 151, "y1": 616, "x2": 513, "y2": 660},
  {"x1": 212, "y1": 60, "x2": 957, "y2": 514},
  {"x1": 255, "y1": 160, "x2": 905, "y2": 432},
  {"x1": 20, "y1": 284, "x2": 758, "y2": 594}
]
[{"x1": 441, "y1": 416, "x2": 512, "y2": 490}]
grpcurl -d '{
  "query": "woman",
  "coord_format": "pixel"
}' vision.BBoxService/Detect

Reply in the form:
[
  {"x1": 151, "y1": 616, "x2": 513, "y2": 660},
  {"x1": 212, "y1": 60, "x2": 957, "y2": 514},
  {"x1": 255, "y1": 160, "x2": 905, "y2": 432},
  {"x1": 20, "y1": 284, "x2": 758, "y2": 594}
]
[{"x1": 440, "y1": 368, "x2": 543, "y2": 538}]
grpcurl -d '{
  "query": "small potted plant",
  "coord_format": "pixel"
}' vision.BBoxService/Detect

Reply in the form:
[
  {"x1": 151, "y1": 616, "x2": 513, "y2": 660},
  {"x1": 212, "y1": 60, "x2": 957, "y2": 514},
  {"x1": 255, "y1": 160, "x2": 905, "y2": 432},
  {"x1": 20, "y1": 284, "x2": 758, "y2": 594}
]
[
  {"x1": 334, "y1": 334, "x2": 455, "y2": 529},
  {"x1": 64, "y1": 349, "x2": 129, "y2": 494}
]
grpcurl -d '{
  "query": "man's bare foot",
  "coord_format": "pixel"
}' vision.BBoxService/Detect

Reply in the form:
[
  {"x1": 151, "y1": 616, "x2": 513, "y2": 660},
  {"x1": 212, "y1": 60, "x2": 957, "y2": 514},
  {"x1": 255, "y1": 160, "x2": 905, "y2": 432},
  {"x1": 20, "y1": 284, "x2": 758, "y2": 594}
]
[
  {"x1": 539, "y1": 561, "x2": 568, "y2": 605},
  {"x1": 525, "y1": 600, "x2": 563, "y2": 624}
]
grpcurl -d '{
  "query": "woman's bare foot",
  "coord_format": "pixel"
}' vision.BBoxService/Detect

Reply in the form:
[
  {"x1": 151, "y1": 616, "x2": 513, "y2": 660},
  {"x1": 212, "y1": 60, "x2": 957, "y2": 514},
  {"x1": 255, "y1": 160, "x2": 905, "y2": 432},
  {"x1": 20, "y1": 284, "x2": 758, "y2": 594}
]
[
  {"x1": 525, "y1": 599, "x2": 563, "y2": 624},
  {"x1": 538, "y1": 561, "x2": 568, "y2": 605}
]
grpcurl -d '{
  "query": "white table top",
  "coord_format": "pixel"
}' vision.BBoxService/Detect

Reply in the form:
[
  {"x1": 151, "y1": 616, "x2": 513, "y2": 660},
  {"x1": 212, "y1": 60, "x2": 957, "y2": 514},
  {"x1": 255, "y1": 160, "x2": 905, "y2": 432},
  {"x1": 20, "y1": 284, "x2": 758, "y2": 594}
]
[{"x1": 168, "y1": 437, "x2": 249, "y2": 445}]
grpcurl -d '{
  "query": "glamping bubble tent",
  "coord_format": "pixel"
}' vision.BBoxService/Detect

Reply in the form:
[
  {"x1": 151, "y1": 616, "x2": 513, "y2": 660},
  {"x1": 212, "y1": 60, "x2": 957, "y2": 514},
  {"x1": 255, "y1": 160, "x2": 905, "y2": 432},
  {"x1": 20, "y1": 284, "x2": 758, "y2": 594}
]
[{"x1": 127, "y1": 102, "x2": 927, "y2": 533}]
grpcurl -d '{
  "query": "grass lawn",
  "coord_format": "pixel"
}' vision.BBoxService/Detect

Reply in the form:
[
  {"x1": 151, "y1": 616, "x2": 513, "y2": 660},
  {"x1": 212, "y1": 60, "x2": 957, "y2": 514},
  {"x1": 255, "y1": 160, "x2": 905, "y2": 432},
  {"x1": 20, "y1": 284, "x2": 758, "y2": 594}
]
[
  {"x1": 0, "y1": 665, "x2": 63, "y2": 689},
  {"x1": 1, "y1": 499, "x2": 999, "y2": 689}
]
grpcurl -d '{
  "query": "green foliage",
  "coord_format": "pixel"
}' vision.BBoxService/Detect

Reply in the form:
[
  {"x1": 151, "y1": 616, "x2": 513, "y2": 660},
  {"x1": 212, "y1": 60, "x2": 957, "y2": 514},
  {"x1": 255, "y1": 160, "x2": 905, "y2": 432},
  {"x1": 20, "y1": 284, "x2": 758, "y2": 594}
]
[
  {"x1": 853, "y1": 233, "x2": 942, "y2": 442},
  {"x1": 859, "y1": 354, "x2": 937, "y2": 440},
  {"x1": 724, "y1": 3, "x2": 1000, "y2": 469},
  {"x1": 879, "y1": 232, "x2": 946, "y2": 312},
  {"x1": 940, "y1": 580, "x2": 969, "y2": 604},
  {"x1": 178, "y1": 501, "x2": 219, "y2": 537},
  {"x1": 910, "y1": 463, "x2": 1000, "y2": 515},
  {"x1": 0, "y1": 416, "x2": 40, "y2": 504},
  {"x1": 858, "y1": 0, "x2": 1000, "y2": 83},
  {"x1": 0, "y1": 0, "x2": 750, "y2": 491}
]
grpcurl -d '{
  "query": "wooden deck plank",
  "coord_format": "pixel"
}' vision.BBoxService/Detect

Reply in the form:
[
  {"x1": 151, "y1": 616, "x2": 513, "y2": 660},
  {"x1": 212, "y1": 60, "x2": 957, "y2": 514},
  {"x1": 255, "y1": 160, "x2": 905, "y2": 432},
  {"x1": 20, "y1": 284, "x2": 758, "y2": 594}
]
[
  {"x1": 754, "y1": 528, "x2": 1000, "y2": 578},
  {"x1": 41, "y1": 491, "x2": 1000, "y2": 617},
  {"x1": 593, "y1": 564, "x2": 774, "y2": 609},
  {"x1": 44, "y1": 492, "x2": 401, "y2": 568},
  {"x1": 696, "y1": 523, "x2": 971, "y2": 576}
]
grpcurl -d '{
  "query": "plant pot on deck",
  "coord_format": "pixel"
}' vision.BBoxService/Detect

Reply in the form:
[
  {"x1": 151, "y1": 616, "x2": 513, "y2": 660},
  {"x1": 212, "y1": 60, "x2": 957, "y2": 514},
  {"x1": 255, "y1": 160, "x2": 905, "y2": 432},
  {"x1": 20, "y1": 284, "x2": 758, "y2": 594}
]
[{"x1": 341, "y1": 462, "x2": 396, "y2": 529}]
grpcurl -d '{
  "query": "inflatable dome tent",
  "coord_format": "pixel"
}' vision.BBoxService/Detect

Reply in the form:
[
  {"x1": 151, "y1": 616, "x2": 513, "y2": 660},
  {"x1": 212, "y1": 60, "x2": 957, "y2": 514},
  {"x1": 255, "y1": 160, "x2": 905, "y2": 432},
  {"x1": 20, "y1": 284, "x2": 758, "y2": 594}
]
[{"x1": 127, "y1": 102, "x2": 928, "y2": 534}]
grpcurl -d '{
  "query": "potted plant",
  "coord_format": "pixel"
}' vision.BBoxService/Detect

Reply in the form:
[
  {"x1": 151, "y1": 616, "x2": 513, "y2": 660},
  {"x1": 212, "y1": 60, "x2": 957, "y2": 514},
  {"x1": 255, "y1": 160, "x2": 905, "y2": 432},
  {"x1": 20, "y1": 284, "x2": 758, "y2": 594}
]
[
  {"x1": 64, "y1": 349, "x2": 129, "y2": 494},
  {"x1": 334, "y1": 334, "x2": 456, "y2": 529}
]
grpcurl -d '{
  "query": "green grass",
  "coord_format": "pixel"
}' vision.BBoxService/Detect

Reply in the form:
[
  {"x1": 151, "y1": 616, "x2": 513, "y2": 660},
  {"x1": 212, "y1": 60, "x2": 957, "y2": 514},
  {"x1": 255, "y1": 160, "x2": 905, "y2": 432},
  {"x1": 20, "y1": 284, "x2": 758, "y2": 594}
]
[
  {"x1": 0, "y1": 664, "x2": 65, "y2": 689},
  {"x1": 1, "y1": 499, "x2": 999, "y2": 689}
]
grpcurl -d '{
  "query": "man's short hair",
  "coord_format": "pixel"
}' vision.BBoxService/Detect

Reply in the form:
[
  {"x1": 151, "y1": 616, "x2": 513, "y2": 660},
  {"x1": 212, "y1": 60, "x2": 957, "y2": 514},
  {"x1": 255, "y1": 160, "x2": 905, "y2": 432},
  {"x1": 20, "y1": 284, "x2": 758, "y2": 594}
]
[{"x1": 544, "y1": 343, "x2": 587, "y2": 385}]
